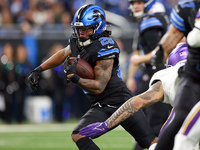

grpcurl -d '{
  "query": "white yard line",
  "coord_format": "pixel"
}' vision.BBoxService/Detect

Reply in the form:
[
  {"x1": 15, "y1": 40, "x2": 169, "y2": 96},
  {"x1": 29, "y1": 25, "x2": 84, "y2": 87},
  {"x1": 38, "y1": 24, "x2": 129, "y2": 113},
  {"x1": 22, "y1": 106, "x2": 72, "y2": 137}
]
[
  {"x1": 0, "y1": 123, "x2": 76, "y2": 132},
  {"x1": 0, "y1": 123, "x2": 123, "y2": 132}
]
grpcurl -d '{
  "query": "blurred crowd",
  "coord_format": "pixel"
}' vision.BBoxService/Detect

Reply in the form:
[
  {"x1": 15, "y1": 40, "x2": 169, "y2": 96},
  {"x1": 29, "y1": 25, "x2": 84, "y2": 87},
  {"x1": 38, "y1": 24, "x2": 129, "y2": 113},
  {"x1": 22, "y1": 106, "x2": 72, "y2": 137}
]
[
  {"x1": 0, "y1": 43, "x2": 32, "y2": 123},
  {"x1": 0, "y1": 0, "x2": 179, "y2": 124},
  {"x1": 0, "y1": 41, "x2": 91, "y2": 124},
  {"x1": 0, "y1": 0, "x2": 178, "y2": 27},
  {"x1": 0, "y1": 0, "x2": 131, "y2": 27}
]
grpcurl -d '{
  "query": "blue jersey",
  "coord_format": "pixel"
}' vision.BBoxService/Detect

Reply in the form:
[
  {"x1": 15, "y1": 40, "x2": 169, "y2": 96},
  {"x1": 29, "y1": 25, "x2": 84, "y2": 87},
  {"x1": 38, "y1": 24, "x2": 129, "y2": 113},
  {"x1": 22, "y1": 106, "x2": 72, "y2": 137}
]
[
  {"x1": 70, "y1": 36, "x2": 133, "y2": 105},
  {"x1": 170, "y1": 0, "x2": 200, "y2": 36}
]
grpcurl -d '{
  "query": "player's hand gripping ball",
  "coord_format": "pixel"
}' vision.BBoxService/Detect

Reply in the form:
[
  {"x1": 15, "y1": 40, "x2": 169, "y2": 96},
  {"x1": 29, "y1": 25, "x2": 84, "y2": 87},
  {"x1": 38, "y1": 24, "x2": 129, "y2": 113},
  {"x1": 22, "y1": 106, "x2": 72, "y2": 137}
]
[{"x1": 67, "y1": 57, "x2": 94, "y2": 79}]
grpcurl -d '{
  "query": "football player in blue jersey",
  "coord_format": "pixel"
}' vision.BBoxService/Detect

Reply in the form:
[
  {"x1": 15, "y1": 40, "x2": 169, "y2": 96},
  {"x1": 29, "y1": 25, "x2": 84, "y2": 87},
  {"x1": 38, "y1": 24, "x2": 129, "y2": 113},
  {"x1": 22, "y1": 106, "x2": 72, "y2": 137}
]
[
  {"x1": 126, "y1": 1, "x2": 172, "y2": 149},
  {"x1": 28, "y1": 4, "x2": 157, "y2": 150},
  {"x1": 149, "y1": 0, "x2": 200, "y2": 149}
]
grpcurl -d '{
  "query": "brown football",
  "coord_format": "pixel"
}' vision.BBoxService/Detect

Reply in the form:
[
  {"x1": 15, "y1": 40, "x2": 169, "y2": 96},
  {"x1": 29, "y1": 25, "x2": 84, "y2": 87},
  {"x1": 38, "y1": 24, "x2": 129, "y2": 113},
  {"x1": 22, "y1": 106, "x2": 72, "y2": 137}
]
[{"x1": 67, "y1": 57, "x2": 94, "y2": 79}]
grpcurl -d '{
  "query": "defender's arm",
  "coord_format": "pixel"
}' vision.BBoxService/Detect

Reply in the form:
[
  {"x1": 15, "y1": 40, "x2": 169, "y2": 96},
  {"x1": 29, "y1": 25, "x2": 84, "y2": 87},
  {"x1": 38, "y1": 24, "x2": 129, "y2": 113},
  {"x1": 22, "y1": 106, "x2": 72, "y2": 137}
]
[{"x1": 107, "y1": 80, "x2": 164, "y2": 128}]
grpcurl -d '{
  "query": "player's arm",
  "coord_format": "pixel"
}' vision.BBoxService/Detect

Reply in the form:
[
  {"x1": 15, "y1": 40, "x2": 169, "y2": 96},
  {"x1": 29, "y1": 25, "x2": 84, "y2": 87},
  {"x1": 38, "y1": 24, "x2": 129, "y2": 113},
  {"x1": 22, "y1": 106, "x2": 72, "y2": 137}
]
[
  {"x1": 28, "y1": 45, "x2": 71, "y2": 92},
  {"x1": 75, "y1": 58, "x2": 114, "y2": 95},
  {"x1": 126, "y1": 50, "x2": 139, "y2": 92},
  {"x1": 40, "y1": 45, "x2": 71, "y2": 71},
  {"x1": 79, "y1": 80, "x2": 164, "y2": 137},
  {"x1": 159, "y1": 24, "x2": 184, "y2": 57},
  {"x1": 131, "y1": 28, "x2": 165, "y2": 65},
  {"x1": 151, "y1": 25, "x2": 185, "y2": 66},
  {"x1": 107, "y1": 80, "x2": 164, "y2": 128},
  {"x1": 130, "y1": 51, "x2": 153, "y2": 64},
  {"x1": 135, "y1": 25, "x2": 184, "y2": 66}
]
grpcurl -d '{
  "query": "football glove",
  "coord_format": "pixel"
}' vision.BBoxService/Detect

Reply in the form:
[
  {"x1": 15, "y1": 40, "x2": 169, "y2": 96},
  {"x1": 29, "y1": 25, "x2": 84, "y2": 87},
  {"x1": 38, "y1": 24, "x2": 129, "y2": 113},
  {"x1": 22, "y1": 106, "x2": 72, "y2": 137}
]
[
  {"x1": 28, "y1": 66, "x2": 43, "y2": 92},
  {"x1": 64, "y1": 57, "x2": 80, "y2": 83},
  {"x1": 79, "y1": 121, "x2": 109, "y2": 137},
  {"x1": 151, "y1": 44, "x2": 164, "y2": 69}
]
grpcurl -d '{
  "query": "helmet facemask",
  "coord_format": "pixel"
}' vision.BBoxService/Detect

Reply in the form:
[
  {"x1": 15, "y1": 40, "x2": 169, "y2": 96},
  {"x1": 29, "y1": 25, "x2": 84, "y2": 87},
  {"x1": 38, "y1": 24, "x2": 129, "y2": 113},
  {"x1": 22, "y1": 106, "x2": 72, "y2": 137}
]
[
  {"x1": 72, "y1": 23, "x2": 94, "y2": 42},
  {"x1": 72, "y1": 4, "x2": 106, "y2": 47}
]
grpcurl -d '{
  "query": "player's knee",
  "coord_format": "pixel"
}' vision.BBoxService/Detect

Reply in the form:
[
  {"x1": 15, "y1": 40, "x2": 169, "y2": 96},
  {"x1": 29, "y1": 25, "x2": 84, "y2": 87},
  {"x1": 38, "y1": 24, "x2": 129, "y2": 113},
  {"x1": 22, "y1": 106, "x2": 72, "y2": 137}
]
[
  {"x1": 187, "y1": 28, "x2": 200, "y2": 47},
  {"x1": 71, "y1": 133, "x2": 84, "y2": 143}
]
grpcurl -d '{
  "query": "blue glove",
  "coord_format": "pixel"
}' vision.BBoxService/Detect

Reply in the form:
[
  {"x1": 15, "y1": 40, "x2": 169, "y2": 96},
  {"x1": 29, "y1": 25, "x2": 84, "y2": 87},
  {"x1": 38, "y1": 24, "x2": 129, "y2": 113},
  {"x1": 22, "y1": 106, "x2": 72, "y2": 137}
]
[{"x1": 79, "y1": 121, "x2": 109, "y2": 137}]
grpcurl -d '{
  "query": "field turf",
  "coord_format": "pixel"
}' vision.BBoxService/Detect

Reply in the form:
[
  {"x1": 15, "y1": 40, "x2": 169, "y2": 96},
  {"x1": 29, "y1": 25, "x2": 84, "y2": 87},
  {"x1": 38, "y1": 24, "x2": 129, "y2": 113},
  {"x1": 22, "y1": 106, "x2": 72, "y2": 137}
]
[{"x1": 0, "y1": 122, "x2": 141, "y2": 150}]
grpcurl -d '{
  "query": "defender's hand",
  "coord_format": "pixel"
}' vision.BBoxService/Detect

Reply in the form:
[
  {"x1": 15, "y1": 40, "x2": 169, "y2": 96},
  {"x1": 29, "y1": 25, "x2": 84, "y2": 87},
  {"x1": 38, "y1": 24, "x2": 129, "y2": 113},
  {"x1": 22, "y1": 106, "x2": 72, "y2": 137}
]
[
  {"x1": 151, "y1": 45, "x2": 164, "y2": 69},
  {"x1": 79, "y1": 121, "x2": 109, "y2": 137},
  {"x1": 28, "y1": 66, "x2": 42, "y2": 92}
]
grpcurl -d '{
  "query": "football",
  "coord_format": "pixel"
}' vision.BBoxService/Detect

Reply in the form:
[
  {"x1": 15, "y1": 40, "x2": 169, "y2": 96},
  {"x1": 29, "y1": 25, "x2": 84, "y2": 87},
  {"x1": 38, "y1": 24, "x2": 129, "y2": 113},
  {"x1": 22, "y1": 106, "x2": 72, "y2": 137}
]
[{"x1": 67, "y1": 57, "x2": 95, "y2": 79}]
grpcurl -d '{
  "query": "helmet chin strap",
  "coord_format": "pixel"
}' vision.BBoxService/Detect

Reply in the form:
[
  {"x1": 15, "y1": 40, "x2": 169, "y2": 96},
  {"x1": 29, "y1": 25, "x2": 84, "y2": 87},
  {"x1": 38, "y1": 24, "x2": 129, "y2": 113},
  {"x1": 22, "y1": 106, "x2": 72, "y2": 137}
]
[{"x1": 78, "y1": 38, "x2": 93, "y2": 47}]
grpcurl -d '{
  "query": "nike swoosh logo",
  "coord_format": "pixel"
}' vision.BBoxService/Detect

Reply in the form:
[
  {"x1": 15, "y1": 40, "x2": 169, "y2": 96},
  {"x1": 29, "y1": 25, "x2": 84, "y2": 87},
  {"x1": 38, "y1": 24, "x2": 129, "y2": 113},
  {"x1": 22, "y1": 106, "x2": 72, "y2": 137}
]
[{"x1": 107, "y1": 45, "x2": 114, "y2": 49}]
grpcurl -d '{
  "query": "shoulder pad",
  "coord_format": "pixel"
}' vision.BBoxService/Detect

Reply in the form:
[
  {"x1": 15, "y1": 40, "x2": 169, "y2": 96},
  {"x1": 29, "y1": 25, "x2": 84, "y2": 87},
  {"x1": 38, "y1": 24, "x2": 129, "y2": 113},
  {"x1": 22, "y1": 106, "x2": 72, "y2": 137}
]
[
  {"x1": 97, "y1": 37, "x2": 119, "y2": 59},
  {"x1": 170, "y1": 8, "x2": 186, "y2": 32},
  {"x1": 170, "y1": 0, "x2": 196, "y2": 32},
  {"x1": 140, "y1": 17, "x2": 162, "y2": 32}
]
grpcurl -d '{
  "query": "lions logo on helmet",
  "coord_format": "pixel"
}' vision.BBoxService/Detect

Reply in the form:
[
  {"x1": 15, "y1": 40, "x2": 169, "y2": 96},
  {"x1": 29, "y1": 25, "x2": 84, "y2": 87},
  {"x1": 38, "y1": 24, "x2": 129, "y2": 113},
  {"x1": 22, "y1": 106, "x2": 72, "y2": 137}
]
[{"x1": 72, "y1": 4, "x2": 106, "y2": 46}]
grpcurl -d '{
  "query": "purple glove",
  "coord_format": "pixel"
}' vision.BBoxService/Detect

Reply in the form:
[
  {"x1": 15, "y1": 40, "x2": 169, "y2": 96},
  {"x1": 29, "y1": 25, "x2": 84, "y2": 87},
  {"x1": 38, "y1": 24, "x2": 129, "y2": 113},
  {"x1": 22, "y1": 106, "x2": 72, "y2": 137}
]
[{"x1": 79, "y1": 121, "x2": 109, "y2": 137}]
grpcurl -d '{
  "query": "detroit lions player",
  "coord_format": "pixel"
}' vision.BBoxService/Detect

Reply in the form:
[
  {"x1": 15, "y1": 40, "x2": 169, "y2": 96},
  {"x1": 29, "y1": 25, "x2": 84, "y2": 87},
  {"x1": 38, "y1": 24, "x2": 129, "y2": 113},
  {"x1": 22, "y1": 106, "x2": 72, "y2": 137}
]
[
  {"x1": 150, "y1": 0, "x2": 200, "y2": 149},
  {"x1": 28, "y1": 4, "x2": 157, "y2": 150},
  {"x1": 79, "y1": 42, "x2": 188, "y2": 139}
]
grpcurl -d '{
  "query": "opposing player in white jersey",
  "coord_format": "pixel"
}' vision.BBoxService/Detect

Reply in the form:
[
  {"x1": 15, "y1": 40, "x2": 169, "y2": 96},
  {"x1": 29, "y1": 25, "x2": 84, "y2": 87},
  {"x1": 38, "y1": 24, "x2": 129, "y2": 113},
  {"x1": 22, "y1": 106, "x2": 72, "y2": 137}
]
[
  {"x1": 173, "y1": 101, "x2": 200, "y2": 150},
  {"x1": 79, "y1": 42, "x2": 188, "y2": 138}
]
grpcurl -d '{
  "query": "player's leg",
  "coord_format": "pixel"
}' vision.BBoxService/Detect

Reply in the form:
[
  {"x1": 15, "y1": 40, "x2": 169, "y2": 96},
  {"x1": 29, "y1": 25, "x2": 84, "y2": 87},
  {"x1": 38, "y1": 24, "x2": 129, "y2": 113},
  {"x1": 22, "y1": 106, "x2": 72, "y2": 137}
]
[
  {"x1": 120, "y1": 109, "x2": 157, "y2": 149},
  {"x1": 72, "y1": 107, "x2": 110, "y2": 150},
  {"x1": 186, "y1": 8, "x2": 200, "y2": 83},
  {"x1": 149, "y1": 109, "x2": 175, "y2": 150},
  {"x1": 155, "y1": 77, "x2": 200, "y2": 150},
  {"x1": 159, "y1": 108, "x2": 174, "y2": 136},
  {"x1": 173, "y1": 101, "x2": 200, "y2": 150}
]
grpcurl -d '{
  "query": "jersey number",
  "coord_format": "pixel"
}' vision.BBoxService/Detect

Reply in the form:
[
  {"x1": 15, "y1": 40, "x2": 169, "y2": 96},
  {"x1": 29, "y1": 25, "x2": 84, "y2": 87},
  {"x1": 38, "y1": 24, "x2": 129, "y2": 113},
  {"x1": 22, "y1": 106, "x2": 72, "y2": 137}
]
[{"x1": 99, "y1": 37, "x2": 114, "y2": 46}]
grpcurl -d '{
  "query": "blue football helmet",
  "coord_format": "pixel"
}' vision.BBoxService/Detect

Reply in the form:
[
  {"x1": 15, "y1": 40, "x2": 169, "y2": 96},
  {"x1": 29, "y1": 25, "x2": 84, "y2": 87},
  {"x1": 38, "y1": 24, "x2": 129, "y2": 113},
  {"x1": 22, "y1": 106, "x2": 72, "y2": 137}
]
[
  {"x1": 166, "y1": 43, "x2": 188, "y2": 67},
  {"x1": 129, "y1": 0, "x2": 156, "y2": 18},
  {"x1": 72, "y1": 4, "x2": 106, "y2": 42}
]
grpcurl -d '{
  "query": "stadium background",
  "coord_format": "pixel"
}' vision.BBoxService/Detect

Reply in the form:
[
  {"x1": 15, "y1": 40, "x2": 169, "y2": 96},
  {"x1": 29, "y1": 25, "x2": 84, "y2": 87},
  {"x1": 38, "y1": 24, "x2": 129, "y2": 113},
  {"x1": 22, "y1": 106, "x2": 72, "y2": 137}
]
[{"x1": 0, "y1": 0, "x2": 179, "y2": 149}]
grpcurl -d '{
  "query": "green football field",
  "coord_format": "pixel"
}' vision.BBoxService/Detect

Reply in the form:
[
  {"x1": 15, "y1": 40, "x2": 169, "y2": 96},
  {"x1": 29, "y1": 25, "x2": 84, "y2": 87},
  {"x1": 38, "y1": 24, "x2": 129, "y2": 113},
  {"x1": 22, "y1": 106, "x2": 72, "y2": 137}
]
[{"x1": 0, "y1": 122, "x2": 143, "y2": 150}]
